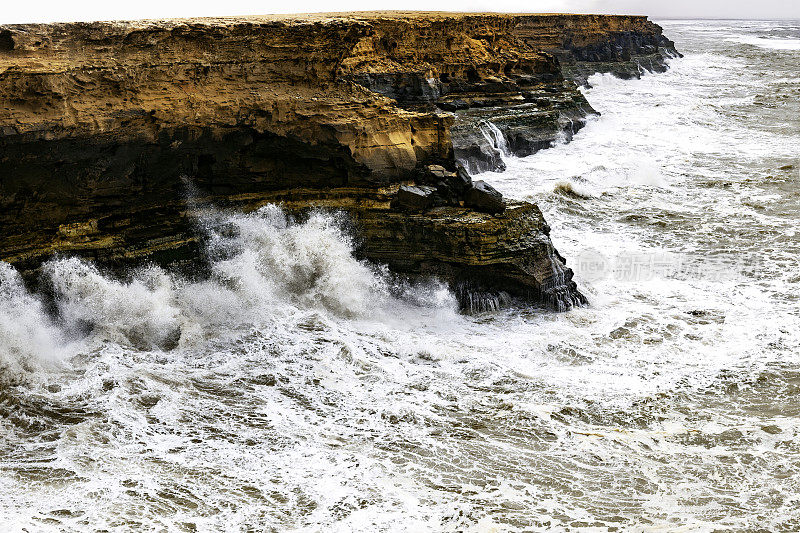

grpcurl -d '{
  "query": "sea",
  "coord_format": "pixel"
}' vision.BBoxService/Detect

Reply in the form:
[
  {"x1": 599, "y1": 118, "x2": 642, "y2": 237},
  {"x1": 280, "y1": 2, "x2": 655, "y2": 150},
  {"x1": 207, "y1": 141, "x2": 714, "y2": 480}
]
[{"x1": 1, "y1": 19, "x2": 799, "y2": 532}]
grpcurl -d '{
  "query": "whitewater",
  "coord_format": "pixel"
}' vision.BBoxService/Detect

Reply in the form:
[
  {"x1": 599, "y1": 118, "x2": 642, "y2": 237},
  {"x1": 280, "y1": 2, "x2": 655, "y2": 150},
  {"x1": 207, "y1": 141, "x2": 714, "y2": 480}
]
[{"x1": 1, "y1": 19, "x2": 800, "y2": 532}]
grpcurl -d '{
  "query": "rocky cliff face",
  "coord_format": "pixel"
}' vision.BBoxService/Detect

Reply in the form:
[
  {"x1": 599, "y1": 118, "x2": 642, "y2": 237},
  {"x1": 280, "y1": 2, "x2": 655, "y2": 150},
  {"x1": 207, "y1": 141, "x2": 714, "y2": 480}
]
[
  {"x1": 336, "y1": 13, "x2": 678, "y2": 172},
  {"x1": 0, "y1": 12, "x2": 676, "y2": 311}
]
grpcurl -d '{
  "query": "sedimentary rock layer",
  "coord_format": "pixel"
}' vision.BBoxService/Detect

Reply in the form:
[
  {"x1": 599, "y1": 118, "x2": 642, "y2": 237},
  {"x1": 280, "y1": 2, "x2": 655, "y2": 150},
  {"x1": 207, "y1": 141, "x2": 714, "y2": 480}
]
[{"x1": 0, "y1": 12, "x2": 676, "y2": 310}]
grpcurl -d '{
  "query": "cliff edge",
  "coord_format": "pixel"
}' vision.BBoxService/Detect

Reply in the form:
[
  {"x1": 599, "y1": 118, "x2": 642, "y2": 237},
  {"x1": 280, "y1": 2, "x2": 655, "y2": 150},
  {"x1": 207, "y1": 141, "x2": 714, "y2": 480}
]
[{"x1": 0, "y1": 12, "x2": 678, "y2": 311}]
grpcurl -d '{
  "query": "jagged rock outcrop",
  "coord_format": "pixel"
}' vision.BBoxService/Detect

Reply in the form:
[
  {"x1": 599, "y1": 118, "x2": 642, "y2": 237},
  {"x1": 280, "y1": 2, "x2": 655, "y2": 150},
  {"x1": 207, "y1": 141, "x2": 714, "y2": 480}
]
[
  {"x1": 0, "y1": 12, "x2": 677, "y2": 311},
  {"x1": 525, "y1": 15, "x2": 682, "y2": 86},
  {"x1": 355, "y1": 202, "x2": 585, "y2": 312}
]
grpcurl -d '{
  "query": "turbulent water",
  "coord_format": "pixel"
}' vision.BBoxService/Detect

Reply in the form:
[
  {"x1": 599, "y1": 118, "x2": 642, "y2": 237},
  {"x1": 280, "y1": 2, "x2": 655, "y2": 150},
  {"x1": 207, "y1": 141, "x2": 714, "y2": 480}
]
[{"x1": 2, "y1": 20, "x2": 800, "y2": 532}]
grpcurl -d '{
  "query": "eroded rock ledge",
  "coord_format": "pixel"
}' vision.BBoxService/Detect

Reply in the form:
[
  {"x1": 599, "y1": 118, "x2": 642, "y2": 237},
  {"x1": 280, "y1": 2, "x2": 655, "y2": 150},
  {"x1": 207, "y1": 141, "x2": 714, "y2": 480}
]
[{"x1": 0, "y1": 12, "x2": 677, "y2": 311}]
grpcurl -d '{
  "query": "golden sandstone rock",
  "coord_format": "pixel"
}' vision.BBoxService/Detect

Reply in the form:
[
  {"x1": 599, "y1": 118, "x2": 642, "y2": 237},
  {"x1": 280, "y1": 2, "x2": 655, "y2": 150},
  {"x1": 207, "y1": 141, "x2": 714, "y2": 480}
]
[{"x1": 0, "y1": 12, "x2": 677, "y2": 310}]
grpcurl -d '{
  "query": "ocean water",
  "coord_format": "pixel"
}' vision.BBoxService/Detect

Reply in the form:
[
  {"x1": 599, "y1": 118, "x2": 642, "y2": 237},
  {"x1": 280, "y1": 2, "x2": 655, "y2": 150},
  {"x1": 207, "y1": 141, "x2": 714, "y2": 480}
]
[{"x1": 1, "y1": 20, "x2": 800, "y2": 532}]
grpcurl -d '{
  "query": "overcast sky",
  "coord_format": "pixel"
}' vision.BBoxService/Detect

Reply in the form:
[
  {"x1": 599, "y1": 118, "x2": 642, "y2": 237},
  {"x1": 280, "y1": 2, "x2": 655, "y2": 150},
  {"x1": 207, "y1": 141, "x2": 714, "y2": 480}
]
[{"x1": 0, "y1": 0, "x2": 797, "y2": 24}]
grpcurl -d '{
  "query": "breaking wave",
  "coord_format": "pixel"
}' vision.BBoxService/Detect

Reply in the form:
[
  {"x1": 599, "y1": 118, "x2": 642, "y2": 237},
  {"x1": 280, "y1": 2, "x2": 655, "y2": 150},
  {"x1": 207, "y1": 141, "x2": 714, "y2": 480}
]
[
  {"x1": 0, "y1": 205, "x2": 454, "y2": 385},
  {"x1": 200, "y1": 205, "x2": 388, "y2": 318}
]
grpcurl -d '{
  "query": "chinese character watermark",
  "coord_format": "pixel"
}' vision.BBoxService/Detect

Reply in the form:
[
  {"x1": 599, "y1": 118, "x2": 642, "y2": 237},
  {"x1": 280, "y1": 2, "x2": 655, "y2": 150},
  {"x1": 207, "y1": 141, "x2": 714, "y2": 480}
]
[{"x1": 574, "y1": 248, "x2": 781, "y2": 283}]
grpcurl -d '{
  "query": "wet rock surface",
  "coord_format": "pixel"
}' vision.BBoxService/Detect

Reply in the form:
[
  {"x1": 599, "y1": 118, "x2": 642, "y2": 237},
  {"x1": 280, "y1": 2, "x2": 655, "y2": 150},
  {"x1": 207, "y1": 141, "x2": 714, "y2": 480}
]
[{"x1": 0, "y1": 12, "x2": 677, "y2": 311}]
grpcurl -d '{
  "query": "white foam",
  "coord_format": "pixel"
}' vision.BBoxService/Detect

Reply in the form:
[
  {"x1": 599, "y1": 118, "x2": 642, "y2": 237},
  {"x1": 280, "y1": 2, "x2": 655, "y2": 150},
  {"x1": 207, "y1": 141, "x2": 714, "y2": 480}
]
[
  {"x1": 726, "y1": 36, "x2": 800, "y2": 51},
  {"x1": 0, "y1": 262, "x2": 66, "y2": 383},
  {"x1": 43, "y1": 258, "x2": 181, "y2": 350}
]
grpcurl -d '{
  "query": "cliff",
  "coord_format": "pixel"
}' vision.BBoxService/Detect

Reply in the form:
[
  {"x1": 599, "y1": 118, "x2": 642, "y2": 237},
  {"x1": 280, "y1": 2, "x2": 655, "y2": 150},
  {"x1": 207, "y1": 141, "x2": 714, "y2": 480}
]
[{"x1": 0, "y1": 12, "x2": 677, "y2": 311}]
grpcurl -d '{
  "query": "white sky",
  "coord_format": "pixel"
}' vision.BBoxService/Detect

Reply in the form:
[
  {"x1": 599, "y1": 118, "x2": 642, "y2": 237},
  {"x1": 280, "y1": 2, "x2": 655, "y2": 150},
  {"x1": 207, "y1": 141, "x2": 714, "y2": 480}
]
[{"x1": 0, "y1": 0, "x2": 797, "y2": 24}]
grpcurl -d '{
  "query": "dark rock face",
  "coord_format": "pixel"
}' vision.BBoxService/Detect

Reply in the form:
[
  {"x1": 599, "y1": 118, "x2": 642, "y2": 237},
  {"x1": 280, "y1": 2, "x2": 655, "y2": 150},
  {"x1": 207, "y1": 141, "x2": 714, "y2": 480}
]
[
  {"x1": 0, "y1": 12, "x2": 678, "y2": 311},
  {"x1": 393, "y1": 168, "x2": 505, "y2": 215}
]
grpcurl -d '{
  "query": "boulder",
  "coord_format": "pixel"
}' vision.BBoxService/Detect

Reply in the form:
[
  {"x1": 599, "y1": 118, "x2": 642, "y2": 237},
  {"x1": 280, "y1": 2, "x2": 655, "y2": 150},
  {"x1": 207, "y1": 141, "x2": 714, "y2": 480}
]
[
  {"x1": 465, "y1": 180, "x2": 505, "y2": 214},
  {"x1": 417, "y1": 164, "x2": 470, "y2": 207},
  {"x1": 392, "y1": 185, "x2": 437, "y2": 211},
  {"x1": 455, "y1": 164, "x2": 473, "y2": 191}
]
